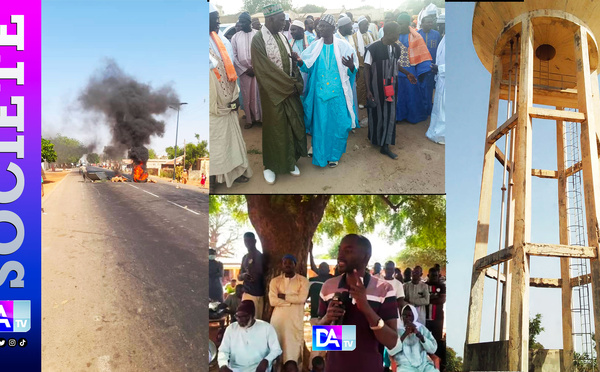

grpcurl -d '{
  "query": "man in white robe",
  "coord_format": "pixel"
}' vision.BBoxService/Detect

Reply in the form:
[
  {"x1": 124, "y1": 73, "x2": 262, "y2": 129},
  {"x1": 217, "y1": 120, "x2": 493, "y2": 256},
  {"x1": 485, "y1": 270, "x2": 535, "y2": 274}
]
[
  {"x1": 231, "y1": 12, "x2": 262, "y2": 129},
  {"x1": 335, "y1": 15, "x2": 360, "y2": 128},
  {"x1": 218, "y1": 300, "x2": 282, "y2": 372},
  {"x1": 426, "y1": 35, "x2": 445, "y2": 144},
  {"x1": 209, "y1": 7, "x2": 252, "y2": 188},
  {"x1": 268, "y1": 255, "x2": 309, "y2": 367}
]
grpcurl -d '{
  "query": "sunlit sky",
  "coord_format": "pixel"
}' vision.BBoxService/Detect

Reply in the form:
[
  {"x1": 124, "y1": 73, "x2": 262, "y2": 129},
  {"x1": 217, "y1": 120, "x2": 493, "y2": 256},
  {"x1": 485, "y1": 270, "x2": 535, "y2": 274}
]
[
  {"x1": 42, "y1": 0, "x2": 207, "y2": 158},
  {"x1": 212, "y1": 0, "x2": 409, "y2": 16}
]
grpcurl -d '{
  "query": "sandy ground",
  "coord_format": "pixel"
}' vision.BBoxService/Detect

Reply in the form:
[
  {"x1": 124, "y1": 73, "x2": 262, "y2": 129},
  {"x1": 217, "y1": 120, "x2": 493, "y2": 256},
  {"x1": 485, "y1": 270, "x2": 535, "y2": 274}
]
[
  {"x1": 213, "y1": 108, "x2": 444, "y2": 194},
  {"x1": 42, "y1": 170, "x2": 70, "y2": 198}
]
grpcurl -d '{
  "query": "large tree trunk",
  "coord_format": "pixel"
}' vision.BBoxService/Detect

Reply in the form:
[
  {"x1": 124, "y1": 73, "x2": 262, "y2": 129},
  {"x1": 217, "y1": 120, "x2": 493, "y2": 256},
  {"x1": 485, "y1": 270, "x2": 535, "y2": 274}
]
[{"x1": 246, "y1": 195, "x2": 330, "y2": 320}]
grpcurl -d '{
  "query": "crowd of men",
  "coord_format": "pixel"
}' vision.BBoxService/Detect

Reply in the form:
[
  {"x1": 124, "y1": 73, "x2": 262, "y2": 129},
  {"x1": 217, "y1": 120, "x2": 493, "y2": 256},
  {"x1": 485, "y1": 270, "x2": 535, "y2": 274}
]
[
  {"x1": 209, "y1": 3, "x2": 446, "y2": 189},
  {"x1": 209, "y1": 233, "x2": 446, "y2": 372}
]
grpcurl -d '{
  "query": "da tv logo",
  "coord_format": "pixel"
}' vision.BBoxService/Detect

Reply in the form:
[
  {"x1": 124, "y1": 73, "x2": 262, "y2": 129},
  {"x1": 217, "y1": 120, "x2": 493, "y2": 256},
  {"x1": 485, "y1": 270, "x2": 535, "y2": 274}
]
[
  {"x1": 312, "y1": 325, "x2": 356, "y2": 351},
  {"x1": 0, "y1": 301, "x2": 30, "y2": 332}
]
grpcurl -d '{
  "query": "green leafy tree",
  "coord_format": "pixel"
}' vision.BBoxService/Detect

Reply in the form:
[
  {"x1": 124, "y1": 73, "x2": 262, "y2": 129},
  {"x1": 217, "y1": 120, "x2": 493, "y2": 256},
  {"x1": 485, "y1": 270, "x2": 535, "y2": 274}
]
[
  {"x1": 183, "y1": 134, "x2": 209, "y2": 169},
  {"x1": 165, "y1": 146, "x2": 184, "y2": 159},
  {"x1": 50, "y1": 134, "x2": 88, "y2": 165},
  {"x1": 41, "y1": 138, "x2": 57, "y2": 163},
  {"x1": 242, "y1": 0, "x2": 293, "y2": 15},
  {"x1": 446, "y1": 347, "x2": 463, "y2": 372},
  {"x1": 529, "y1": 313, "x2": 545, "y2": 350},
  {"x1": 210, "y1": 195, "x2": 446, "y2": 318},
  {"x1": 86, "y1": 153, "x2": 100, "y2": 164},
  {"x1": 148, "y1": 148, "x2": 157, "y2": 159}
]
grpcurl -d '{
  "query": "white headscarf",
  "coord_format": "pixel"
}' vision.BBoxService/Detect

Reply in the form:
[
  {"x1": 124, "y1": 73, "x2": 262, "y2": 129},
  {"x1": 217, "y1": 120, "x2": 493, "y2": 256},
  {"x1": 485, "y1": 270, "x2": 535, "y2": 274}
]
[{"x1": 400, "y1": 304, "x2": 423, "y2": 329}]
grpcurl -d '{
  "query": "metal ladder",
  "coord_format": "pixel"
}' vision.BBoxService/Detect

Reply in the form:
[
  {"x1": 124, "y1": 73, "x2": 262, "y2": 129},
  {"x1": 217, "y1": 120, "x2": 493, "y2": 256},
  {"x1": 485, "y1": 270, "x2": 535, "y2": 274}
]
[{"x1": 564, "y1": 114, "x2": 596, "y2": 369}]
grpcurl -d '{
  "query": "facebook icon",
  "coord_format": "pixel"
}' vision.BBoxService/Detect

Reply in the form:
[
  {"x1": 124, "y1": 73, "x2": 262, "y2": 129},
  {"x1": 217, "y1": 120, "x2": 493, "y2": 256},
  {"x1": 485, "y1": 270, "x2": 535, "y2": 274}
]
[
  {"x1": 0, "y1": 301, "x2": 31, "y2": 332},
  {"x1": 312, "y1": 325, "x2": 356, "y2": 351}
]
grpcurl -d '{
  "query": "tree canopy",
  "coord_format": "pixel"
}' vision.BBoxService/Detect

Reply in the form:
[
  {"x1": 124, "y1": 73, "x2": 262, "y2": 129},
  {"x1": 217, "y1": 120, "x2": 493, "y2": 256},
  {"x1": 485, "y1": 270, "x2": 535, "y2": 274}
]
[
  {"x1": 210, "y1": 194, "x2": 445, "y2": 267},
  {"x1": 49, "y1": 134, "x2": 89, "y2": 164},
  {"x1": 148, "y1": 148, "x2": 157, "y2": 159},
  {"x1": 165, "y1": 134, "x2": 208, "y2": 169},
  {"x1": 529, "y1": 313, "x2": 545, "y2": 350},
  {"x1": 86, "y1": 153, "x2": 100, "y2": 164},
  {"x1": 41, "y1": 138, "x2": 57, "y2": 163}
]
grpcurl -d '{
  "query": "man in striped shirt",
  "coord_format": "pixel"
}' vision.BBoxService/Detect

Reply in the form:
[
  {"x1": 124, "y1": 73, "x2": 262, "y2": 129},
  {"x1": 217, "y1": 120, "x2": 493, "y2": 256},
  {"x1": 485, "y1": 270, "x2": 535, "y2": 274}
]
[{"x1": 317, "y1": 234, "x2": 398, "y2": 371}]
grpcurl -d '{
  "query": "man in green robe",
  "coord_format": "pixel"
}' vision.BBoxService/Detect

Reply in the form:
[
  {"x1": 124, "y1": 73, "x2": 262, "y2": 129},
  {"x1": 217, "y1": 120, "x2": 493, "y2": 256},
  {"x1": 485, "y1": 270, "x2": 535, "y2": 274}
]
[{"x1": 251, "y1": 3, "x2": 307, "y2": 185}]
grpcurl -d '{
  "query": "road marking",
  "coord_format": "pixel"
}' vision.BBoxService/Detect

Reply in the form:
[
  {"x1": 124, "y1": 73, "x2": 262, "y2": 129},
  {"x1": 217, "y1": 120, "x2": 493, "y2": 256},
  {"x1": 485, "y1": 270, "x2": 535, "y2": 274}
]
[
  {"x1": 166, "y1": 200, "x2": 201, "y2": 215},
  {"x1": 126, "y1": 183, "x2": 200, "y2": 215},
  {"x1": 97, "y1": 355, "x2": 111, "y2": 372},
  {"x1": 126, "y1": 183, "x2": 159, "y2": 198}
]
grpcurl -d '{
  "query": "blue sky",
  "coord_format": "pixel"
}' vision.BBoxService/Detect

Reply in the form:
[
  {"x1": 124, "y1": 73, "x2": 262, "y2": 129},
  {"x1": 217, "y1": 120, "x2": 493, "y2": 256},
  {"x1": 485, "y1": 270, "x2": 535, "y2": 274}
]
[
  {"x1": 446, "y1": 2, "x2": 596, "y2": 357},
  {"x1": 42, "y1": 0, "x2": 208, "y2": 157}
]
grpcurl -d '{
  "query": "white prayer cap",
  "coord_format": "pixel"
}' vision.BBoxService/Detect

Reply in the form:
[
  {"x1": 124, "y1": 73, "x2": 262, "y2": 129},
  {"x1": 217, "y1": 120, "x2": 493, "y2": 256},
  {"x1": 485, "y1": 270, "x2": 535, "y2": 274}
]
[
  {"x1": 209, "y1": 2, "x2": 218, "y2": 13},
  {"x1": 437, "y1": 14, "x2": 445, "y2": 24},
  {"x1": 339, "y1": 13, "x2": 347, "y2": 19},
  {"x1": 291, "y1": 20, "x2": 304, "y2": 29},
  {"x1": 357, "y1": 16, "x2": 368, "y2": 25},
  {"x1": 338, "y1": 16, "x2": 352, "y2": 27},
  {"x1": 285, "y1": 13, "x2": 290, "y2": 20},
  {"x1": 424, "y1": 4, "x2": 438, "y2": 16}
]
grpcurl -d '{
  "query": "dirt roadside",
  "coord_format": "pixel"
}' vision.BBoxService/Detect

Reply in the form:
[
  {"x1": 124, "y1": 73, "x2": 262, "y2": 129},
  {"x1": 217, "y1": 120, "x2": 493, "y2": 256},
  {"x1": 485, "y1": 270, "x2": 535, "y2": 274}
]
[{"x1": 213, "y1": 109, "x2": 445, "y2": 194}]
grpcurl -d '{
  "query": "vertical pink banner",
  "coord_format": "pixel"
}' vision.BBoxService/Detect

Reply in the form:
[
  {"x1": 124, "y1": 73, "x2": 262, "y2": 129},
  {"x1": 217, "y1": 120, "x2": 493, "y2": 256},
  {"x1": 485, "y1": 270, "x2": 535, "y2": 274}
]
[{"x1": 0, "y1": 0, "x2": 41, "y2": 370}]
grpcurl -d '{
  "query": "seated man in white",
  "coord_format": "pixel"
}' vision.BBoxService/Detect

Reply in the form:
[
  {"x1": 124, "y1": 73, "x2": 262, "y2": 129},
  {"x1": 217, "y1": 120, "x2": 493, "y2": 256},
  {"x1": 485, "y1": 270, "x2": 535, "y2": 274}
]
[
  {"x1": 218, "y1": 300, "x2": 282, "y2": 372},
  {"x1": 386, "y1": 304, "x2": 439, "y2": 372}
]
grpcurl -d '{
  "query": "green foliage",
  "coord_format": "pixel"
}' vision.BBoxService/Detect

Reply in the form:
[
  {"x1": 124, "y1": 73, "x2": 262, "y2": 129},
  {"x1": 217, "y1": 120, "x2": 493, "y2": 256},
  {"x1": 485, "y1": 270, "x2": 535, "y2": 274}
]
[
  {"x1": 529, "y1": 313, "x2": 545, "y2": 350},
  {"x1": 41, "y1": 138, "x2": 57, "y2": 163},
  {"x1": 49, "y1": 134, "x2": 88, "y2": 164},
  {"x1": 573, "y1": 334, "x2": 597, "y2": 371},
  {"x1": 165, "y1": 146, "x2": 184, "y2": 159},
  {"x1": 209, "y1": 195, "x2": 251, "y2": 224},
  {"x1": 573, "y1": 352, "x2": 597, "y2": 371},
  {"x1": 159, "y1": 169, "x2": 174, "y2": 179},
  {"x1": 175, "y1": 166, "x2": 184, "y2": 181},
  {"x1": 184, "y1": 134, "x2": 209, "y2": 169},
  {"x1": 296, "y1": 4, "x2": 326, "y2": 13},
  {"x1": 211, "y1": 195, "x2": 446, "y2": 268},
  {"x1": 446, "y1": 347, "x2": 463, "y2": 372},
  {"x1": 86, "y1": 153, "x2": 100, "y2": 164},
  {"x1": 242, "y1": 0, "x2": 293, "y2": 15},
  {"x1": 148, "y1": 148, "x2": 157, "y2": 159}
]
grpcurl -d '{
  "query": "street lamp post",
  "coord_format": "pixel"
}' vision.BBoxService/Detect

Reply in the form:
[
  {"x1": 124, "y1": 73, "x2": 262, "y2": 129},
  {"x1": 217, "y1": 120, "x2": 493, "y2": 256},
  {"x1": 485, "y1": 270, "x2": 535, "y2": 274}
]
[{"x1": 169, "y1": 102, "x2": 188, "y2": 181}]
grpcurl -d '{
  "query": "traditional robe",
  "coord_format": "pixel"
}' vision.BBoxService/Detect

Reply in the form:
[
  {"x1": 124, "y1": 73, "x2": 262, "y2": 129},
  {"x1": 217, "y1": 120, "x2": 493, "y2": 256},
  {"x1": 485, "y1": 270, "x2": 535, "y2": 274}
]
[
  {"x1": 403, "y1": 281, "x2": 430, "y2": 325},
  {"x1": 335, "y1": 31, "x2": 360, "y2": 128},
  {"x1": 231, "y1": 29, "x2": 262, "y2": 124},
  {"x1": 369, "y1": 23, "x2": 379, "y2": 40},
  {"x1": 417, "y1": 28, "x2": 441, "y2": 115},
  {"x1": 364, "y1": 40, "x2": 401, "y2": 147},
  {"x1": 353, "y1": 30, "x2": 376, "y2": 107},
  {"x1": 218, "y1": 319, "x2": 282, "y2": 372},
  {"x1": 209, "y1": 49, "x2": 253, "y2": 187},
  {"x1": 300, "y1": 38, "x2": 358, "y2": 167},
  {"x1": 426, "y1": 36, "x2": 445, "y2": 144},
  {"x1": 386, "y1": 309, "x2": 438, "y2": 372},
  {"x1": 251, "y1": 27, "x2": 308, "y2": 174},
  {"x1": 269, "y1": 273, "x2": 309, "y2": 365},
  {"x1": 396, "y1": 30, "x2": 432, "y2": 124}
]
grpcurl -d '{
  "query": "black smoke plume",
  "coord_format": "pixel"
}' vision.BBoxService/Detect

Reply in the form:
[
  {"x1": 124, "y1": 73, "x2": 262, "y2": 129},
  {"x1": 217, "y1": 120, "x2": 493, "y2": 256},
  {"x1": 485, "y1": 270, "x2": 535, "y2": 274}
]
[{"x1": 79, "y1": 60, "x2": 179, "y2": 160}]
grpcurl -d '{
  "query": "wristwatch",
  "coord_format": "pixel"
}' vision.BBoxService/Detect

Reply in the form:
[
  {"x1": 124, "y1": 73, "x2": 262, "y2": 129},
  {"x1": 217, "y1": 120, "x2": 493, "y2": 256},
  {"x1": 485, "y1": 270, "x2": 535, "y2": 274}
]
[
  {"x1": 229, "y1": 101, "x2": 237, "y2": 110},
  {"x1": 370, "y1": 318, "x2": 384, "y2": 330}
]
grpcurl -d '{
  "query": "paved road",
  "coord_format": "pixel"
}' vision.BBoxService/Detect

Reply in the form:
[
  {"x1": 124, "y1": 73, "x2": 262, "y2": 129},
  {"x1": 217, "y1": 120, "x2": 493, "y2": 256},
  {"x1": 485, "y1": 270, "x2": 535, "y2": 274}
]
[{"x1": 42, "y1": 170, "x2": 208, "y2": 371}]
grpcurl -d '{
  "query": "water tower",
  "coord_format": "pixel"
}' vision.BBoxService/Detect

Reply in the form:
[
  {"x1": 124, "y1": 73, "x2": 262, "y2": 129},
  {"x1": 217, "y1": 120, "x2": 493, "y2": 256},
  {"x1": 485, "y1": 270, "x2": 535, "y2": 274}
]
[{"x1": 465, "y1": 2, "x2": 600, "y2": 371}]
